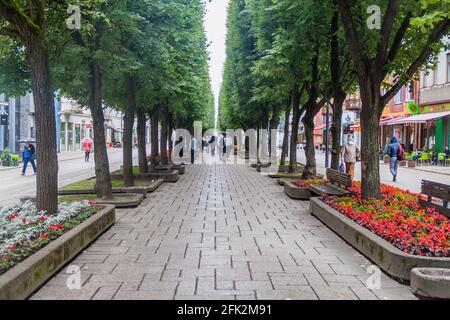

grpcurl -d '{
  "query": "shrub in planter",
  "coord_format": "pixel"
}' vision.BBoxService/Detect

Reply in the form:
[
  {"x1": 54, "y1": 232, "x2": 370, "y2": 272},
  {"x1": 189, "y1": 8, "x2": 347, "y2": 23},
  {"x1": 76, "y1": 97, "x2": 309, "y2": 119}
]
[
  {"x1": 323, "y1": 182, "x2": 450, "y2": 257},
  {"x1": 11, "y1": 154, "x2": 19, "y2": 166}
]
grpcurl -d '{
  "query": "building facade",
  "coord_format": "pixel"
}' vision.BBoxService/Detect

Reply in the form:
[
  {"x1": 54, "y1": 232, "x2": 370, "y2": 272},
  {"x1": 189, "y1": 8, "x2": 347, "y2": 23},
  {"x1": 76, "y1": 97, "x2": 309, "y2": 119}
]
[
  {"x1": 0, "y1": 92, "x2": 36, "y2": 154},
  {"x1": 0, "y1": 92, "x2": 148, "y2": 156}
]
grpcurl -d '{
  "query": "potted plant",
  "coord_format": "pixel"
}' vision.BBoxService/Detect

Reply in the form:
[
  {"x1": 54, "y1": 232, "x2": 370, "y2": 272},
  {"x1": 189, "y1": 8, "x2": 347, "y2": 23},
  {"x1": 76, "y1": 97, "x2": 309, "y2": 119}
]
[
  {"x1": 11, "y1": 154, "x2": 19, "y2": 166},
  {"x1": 383, "y1": 155, "x2": 390, "y2": 164}
]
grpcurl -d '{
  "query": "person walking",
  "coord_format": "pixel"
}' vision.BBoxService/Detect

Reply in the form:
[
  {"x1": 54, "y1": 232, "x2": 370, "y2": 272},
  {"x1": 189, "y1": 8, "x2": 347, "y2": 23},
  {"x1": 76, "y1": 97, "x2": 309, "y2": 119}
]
[
  {"x1": 190, "y1": 137, "x2": 196, "y2": 164},
  {"x1": 341, "y1": 138, "x2": 360, "y2": 180},
  {"x1": 21, "y1": 142, "x2": 36, "y2": 176},
  {"x1": 83, "y1": 139, "x2": 92, "y2": 162},
  {"x1": 387, "y1": 136, "x2": 401, "y2": 182}
]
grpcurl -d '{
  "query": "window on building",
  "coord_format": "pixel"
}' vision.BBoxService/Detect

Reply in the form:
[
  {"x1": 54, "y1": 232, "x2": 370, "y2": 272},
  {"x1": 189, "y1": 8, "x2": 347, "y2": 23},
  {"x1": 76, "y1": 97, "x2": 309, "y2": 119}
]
[
  {"x1": 30, "y1": 127, "x2": 34, "y2": 139},
  {"x1": 447, "y1": 53, "x2": 450, "y2": 83},
  {"x1": 433, "y1": 65, "x2": 438, "y2": 86},
  {"x1": 60, "y1": 122, "x2": 66, "y2": 152},
  {"x1": 394, "y1": 87, "x2": 403, "y2": 104},
  {"x1": 406, "y1": 82, "x2": 414, "y2": 101}
]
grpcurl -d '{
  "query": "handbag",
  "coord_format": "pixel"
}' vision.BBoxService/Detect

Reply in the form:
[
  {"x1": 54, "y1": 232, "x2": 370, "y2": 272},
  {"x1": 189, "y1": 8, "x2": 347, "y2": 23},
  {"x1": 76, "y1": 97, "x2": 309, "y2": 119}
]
[{"x1": 339, "y1": 160, "x2": 346, "y2": 173}]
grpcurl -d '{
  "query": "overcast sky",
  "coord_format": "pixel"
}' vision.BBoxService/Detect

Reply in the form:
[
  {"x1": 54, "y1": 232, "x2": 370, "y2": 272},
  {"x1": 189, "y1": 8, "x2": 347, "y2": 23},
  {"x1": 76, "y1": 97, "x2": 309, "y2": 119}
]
[{"x1": 204, "y1": 0, "x2": 230, "y2": 125}]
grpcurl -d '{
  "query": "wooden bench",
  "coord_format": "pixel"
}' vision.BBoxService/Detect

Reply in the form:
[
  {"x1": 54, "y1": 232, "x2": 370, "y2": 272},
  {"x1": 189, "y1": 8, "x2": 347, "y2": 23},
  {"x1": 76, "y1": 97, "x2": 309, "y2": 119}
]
[
  {"x1": 308, "y1": 168, "x2": 352, "y2": 197},
  {"x1": 419, "y1": 180, "x2": 450, "y2": 218}
]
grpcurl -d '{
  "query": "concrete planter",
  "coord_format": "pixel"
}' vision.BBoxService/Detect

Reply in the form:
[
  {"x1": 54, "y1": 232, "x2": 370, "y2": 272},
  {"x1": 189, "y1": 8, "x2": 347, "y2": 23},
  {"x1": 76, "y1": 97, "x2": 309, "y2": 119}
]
[
  {"x1": 58, "y1": 179, "x2": 163, "y2": 198},
  {"x1": 407, "y1": 160, "x2": 417, "y2": 168},
  {"x1": 0, "y1": 205, "x2": 115, "y2": 300},
  {"x1": 94, "y1": 193, "x2": 144, "y2": 208},
  {"x1": 267, "y1": 173, "x2": 303, "y2": 179},
  {"x1": 399, "y1": 160, "x2": 407, "y2": 167},
  {"x1": 111, "y1": 170, "x2": 180, "y2": 183},
  {"x1": 411, "y1": 268, "x2": 450, "y2": 299},
  {"x1": 310, "y1": 198, "x2": 450, "y2": 282},
  {"x1": 277, "y1": 178, "x2": 295, "y2": 186},
  {"x1": 172, "y1": 165, "x2": 185, "y2": 174},
  {"x1": 284, "y1": 181, "x2": 313, "y2": 200}
]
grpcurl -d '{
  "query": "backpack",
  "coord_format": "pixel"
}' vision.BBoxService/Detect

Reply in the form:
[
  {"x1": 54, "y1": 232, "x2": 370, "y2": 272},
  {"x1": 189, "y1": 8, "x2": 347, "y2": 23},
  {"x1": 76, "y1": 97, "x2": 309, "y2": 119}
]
[{"x1": 397, "y1": 144, "x2": 405, "y2": 161}]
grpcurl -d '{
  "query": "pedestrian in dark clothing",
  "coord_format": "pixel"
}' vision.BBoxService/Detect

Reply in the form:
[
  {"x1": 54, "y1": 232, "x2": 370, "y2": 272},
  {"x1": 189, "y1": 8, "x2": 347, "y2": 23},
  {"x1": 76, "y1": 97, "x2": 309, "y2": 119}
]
[
  {"x1": 21, "y1": 143, "x2": 36, "y2": 176},
  {"x1": 388, "y1": 137, "x2": 400, "y2": 182},
  {"x1": 209, "y1": 136, "x2": 216, "y2": 156},
  {"x1": 190, "y1": 137, "x2": 196, "y2": 164},
  {"x1": 445, "y1": 145, "x2": 450, "y2": 159},
  {"x1": 176, "y1": 137, "x2": 184, "y2": 158}
]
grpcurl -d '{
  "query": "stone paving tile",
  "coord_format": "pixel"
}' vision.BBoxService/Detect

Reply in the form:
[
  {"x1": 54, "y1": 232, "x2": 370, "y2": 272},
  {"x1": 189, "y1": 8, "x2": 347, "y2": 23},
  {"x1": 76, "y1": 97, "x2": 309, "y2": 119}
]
[{"x1": 32, "y1": 164, "x2": 417, "y2": 300}]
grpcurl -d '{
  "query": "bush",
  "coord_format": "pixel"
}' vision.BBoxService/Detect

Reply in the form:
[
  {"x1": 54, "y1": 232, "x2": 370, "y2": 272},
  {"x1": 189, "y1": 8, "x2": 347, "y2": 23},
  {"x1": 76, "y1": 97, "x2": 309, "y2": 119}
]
[{"x1": 0, "y1": 149, "x2": 12, "y2": 167}]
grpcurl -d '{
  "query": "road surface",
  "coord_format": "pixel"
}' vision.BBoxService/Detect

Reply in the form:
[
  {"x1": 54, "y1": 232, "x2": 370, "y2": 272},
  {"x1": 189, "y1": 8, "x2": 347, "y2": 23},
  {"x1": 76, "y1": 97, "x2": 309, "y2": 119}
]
[{"x1": 0, "y1": 148, "x2": 138, "y2": 205}]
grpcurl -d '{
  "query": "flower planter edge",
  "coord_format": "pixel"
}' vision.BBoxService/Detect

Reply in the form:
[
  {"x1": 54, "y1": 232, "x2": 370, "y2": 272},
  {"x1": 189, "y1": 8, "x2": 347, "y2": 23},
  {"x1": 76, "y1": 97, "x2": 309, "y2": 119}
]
[
  {"x1": 310, "y1": 198, "x2": 450, "y2": 283},
  {"x1": 284, "y1": 181, "x2": 313, "y2": 200},
  {"x1": 0, "y1": 205, "x2": 115, "y2": 300}
]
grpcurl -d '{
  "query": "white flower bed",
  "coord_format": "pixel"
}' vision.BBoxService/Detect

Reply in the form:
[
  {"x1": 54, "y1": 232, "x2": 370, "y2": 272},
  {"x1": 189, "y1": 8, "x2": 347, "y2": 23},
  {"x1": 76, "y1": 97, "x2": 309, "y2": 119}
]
[{"x1": 0, "y1": 201, "x2": 91, "y2": 257}]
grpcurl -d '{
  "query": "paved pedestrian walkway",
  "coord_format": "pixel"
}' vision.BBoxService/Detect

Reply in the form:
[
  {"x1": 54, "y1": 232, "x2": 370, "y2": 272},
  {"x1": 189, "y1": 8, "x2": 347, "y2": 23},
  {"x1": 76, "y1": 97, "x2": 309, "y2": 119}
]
[{"x1": 32, "y1": 164, "x2": 416, "y2": 300}]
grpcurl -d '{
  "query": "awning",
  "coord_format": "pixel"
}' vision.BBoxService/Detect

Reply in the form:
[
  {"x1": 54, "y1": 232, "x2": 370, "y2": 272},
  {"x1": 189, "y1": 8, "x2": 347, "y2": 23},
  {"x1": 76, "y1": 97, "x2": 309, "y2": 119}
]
[
  {"x1": 383, "y1": 115, "x2": 409, "y2": 126},
  {"x1": 380, "y1": 117, "x2": 394, "y2": 125},
  {"x1": 388, "y1": 111, "x2": 450, "y2": 125}
]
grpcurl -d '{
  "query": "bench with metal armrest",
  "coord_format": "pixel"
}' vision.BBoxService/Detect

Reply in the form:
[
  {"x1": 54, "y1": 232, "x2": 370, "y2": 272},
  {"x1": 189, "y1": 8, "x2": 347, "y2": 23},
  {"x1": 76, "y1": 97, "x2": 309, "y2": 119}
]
[
  {"x1": 419, "y1": 180, "x2": 450, "y2": 218},
  {"x1": 308, "y1": 168, "x2": 352, "y2": 197}
]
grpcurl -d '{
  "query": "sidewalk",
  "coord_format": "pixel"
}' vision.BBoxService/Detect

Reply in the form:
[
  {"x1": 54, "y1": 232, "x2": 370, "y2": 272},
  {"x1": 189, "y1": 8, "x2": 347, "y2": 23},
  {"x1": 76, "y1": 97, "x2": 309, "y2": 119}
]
[{"x1": 31, "y1": 164, "x2": 416, "y2": 300}]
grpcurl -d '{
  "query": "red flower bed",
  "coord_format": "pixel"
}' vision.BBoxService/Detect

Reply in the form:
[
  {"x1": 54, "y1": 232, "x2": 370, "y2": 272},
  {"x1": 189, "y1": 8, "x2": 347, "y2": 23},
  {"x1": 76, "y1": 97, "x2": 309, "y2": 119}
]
[
  {"x1": 295, "y1": 179, "x2": 328, "y2": 188},
  {"x1": 323, "y1": 182, "x2": 450, "y2": 257}
]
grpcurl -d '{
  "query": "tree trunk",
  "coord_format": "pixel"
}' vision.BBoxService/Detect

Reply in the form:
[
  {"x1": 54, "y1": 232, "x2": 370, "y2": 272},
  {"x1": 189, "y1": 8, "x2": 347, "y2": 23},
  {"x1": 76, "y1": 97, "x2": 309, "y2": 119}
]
[
  {"x1": 87, "y1": 59, "x2": 113, "y2": 200},
  {"x1": 150, "y1": 110, "x2": 159, "y2": 167},
  {"x1": 360, "y1": 84, "x2": 383, "y2": 199},
  {"x1": 136, "y1": 107, "x2": 148, "y2": 174},
  {"x1": 168, "y1": 112, "x2": 173, "y2": 162},
  {"x1": 302, "y1": 108, "x2": 318, "y2": 179},
  {"x1": 280, "y1": 97, "x2": 291, "y2": 167},
  {"x1": 289, "y1": 87, "x2": 301, "y2": 173},
  {"x1": 27, "y1": 38, "x2": 58, "y2": 213},
  {"x1": 123, "y1": 74, "x2": 135, "y2": 187},
  {"x1": 269, "y1": 104, "x2": 281, "y2": 158},
  {"x1": 160, "y1": 107, "x2": 169, "y2": 165},
  {"x1": 330, "y1": 95, "x2": 345, "y2": 170}
]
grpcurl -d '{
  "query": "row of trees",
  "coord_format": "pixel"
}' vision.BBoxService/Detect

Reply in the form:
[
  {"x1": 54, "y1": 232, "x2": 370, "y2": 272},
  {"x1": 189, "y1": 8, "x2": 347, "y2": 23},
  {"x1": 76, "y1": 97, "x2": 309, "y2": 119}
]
[
  {"x1": 219, "y1": 0, "x2": 449, "y2": 199},
  {"x1": 0, "y1": 0, "x2": 214, "y2": 213}
]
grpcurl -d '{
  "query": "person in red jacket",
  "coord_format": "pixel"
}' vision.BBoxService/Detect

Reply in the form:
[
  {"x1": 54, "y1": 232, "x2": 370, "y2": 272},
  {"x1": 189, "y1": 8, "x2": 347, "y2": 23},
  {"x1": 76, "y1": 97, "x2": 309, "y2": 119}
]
[{"x1": 83, "y1": 140, "x2": 92, "y2": 162}]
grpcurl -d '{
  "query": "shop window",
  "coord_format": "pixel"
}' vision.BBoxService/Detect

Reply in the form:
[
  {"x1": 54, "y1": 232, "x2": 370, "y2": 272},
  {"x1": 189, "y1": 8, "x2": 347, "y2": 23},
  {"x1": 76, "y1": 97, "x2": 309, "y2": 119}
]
[
  {"x1": 67, "y1": 122, "x2": 74, "y2": 151},
  {"x1": 60, "y1": 122, "x2": 66, "y2": 151}
]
